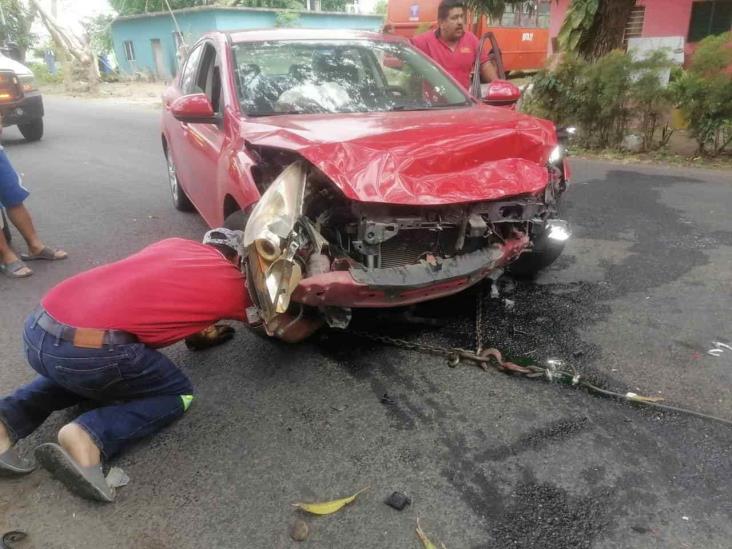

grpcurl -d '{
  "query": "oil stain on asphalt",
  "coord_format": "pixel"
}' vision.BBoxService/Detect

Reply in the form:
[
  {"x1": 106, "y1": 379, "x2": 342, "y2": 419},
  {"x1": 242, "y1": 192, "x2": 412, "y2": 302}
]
[{"x1": 316, "y1": 170, "x2": 732, "y2": 547}]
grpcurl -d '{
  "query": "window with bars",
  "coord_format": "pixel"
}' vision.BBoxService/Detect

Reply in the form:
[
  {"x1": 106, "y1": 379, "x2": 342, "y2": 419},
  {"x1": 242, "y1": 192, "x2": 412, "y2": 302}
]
[
  {"x1": 123, "y1": 40, "x2": 135, "y2": 62},
  {"x1": 688, "y1": 0, "x2": 732, "y2": 42},
  {"x1": 623, "y1": 5, "x2": 645, "y2": 49}
]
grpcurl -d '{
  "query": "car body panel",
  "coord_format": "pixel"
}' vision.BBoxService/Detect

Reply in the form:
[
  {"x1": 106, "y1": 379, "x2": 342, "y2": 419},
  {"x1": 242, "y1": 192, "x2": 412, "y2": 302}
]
[
  {"x1": 161, "y1": 30, "x2": 568, "y2": 328},
  {"x1": 241, "y1": 108, "x2": 554, "y2": 205}
]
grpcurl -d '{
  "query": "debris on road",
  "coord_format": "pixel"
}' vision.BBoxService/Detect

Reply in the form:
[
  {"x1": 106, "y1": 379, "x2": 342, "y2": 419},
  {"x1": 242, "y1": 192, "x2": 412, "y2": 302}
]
[
  {"x1": 289, "y1": 519, "x2": 309, "y2": 542},
  {"x1": 707, "y1": 341, "x2": 732, "y2": 357},
  {"x1": 416, "y1": 519, "x2": 446, "y2": 549},
  {"x1": 380, "y1": 393, "x2": 396, "y2": 405},
  {"x1": 106, "y1": 467, "x2": 130, "y2": 488},
  {"x1": 293, "y1": 487, "x2": 368, "y2": 515},
  {"x1": 385, "y1": 491, "x2": 411, "y2": 511}
]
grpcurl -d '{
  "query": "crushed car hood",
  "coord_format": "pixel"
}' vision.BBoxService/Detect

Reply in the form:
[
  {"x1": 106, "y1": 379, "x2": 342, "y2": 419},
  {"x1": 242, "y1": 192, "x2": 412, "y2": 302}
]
[{"x1": 241, "y1": 106, "x2": 556, "y2": 205}]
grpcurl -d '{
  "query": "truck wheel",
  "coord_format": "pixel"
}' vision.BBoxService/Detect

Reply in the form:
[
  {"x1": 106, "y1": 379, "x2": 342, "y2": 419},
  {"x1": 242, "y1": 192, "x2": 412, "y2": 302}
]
[
  {"x1": 166, "y1": 150, "x2": 194, "y2": 212},
  {"x1": 18, "y1": 119, "x2": 43, "y2": 142},
  {"x1": 508, "y1": 230, "x2": 565, "y2": 278}
]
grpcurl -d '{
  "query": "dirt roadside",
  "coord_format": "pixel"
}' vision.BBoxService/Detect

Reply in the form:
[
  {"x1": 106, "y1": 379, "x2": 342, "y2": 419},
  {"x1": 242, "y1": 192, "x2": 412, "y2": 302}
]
[{"x1": 40, "y1": 81, "x2": 165, "y2": 108}]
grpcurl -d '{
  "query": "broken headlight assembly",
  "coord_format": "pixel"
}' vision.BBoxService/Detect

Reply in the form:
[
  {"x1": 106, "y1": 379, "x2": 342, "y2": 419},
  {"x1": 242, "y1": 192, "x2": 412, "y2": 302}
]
[{"x1": 243, "y1": 161, "x2": 307, "y2": 325}]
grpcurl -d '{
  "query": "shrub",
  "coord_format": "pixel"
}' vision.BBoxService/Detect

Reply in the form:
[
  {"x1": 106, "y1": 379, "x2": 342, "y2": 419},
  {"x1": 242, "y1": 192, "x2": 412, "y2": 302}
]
[
  {"x1": 525, "y1": 48, "x2": 673, "y2": 150},
  {"x1": 26, "y1": 61, "x2": 63, "y2": 84},
  {"x1": 669, "y1": 32, "x2": 732, "y2": 156}
]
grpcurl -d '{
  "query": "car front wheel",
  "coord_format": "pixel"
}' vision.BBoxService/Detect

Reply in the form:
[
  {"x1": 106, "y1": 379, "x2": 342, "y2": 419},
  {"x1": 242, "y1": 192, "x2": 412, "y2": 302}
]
[
  {"x1": 166, "y1": 150, "x2": 194, "y2": 212},
  {"x1": 18, "y1": 119, "x2": 43, "y2": 142}
]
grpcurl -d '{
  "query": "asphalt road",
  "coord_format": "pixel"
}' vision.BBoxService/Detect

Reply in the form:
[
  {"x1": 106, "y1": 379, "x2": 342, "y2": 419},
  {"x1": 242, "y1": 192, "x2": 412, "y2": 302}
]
[{"x1": 0, "y1": 97, "x2": 730, "y2": 549}]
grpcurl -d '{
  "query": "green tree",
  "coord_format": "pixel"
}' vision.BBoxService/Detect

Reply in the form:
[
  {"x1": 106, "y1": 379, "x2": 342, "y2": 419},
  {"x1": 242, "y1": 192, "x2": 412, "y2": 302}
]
[
  {"x1": 0, "y1": 0, "x2": 37, "y2": 61},
  {"x1": 373, "y1": 0, "x2": 387, "y2": 15},
  {"x1": 82, "y1": 14, "x2": 114, "y2": 55}
]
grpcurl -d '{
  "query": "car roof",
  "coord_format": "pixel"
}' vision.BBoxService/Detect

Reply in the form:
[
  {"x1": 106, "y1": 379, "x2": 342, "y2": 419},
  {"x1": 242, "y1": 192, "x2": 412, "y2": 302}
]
[{"x1": 224, "y1": 28, "x2": 404, "y2": 44}]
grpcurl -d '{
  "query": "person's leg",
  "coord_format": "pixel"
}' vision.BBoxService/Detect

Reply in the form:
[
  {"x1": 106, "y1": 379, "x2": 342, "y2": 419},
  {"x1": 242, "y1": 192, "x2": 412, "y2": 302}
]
[
  {"x1": 68, "y1": 345, "x2": 195, "y2": 461},
  {"x1": 0, "y1": 376, "x2": 84, "y2": 452},
  {"x1": 0, "y1": 313, "x2": 85, "y2": 472},
  {"x1": 0, "y1": 224, "x2": 31, "y2": 277},
  {"x1": 35, "y1": 344, "x2": 194, "y2": 501},
  {"x1": 6, "y1": 203, "x2": 67, "y2": 260},
  {"x1": 0, "y1": 148, "x2": 65, "y2": 260}
]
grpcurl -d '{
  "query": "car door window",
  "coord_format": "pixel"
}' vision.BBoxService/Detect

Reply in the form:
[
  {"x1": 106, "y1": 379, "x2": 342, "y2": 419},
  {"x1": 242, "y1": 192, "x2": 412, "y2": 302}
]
[
  {"x1": 180, "y1": 44, "x2": 204, "y2": 95},
  {"x1": 196, "y1": 44, "x2": 223, "y2": 114}
]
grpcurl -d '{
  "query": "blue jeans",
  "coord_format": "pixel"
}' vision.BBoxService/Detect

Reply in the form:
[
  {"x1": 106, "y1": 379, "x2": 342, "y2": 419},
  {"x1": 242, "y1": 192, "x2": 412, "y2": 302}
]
[{"x1": 0, "y1": 313, "x2": 194, "y2": 459}]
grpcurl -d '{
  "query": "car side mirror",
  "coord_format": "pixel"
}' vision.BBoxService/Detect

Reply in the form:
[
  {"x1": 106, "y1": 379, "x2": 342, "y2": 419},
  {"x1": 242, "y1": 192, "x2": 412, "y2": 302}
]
[
  {"x1": 482, "y1": 80, "x2": 521, "y2": 107},
  {"x1": 171, "y1": 93, "x2": 218, "y2": 124}
]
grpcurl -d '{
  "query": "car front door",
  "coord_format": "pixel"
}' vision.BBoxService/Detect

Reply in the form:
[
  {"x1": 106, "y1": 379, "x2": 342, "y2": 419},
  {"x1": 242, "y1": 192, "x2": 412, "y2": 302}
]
[
  {"x1": 164, "y1": 43, "x2": 205, "y2": 210},
  {"x1": 178, "y1": 42, "x2": 227, "y2": 226}
]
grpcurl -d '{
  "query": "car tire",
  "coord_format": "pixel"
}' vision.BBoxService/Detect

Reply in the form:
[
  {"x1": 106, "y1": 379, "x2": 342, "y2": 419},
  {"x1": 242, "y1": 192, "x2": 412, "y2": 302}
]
[
  {"x1": 166, "y1": 150, "x2": 194, "y2": 212},
  {"x1": 18, "y1": 119, "x2": 43, "y2": 142},
  {"x1": 508, "y1": 228, "x2": 565, "y2": 278},
  {"x1": 223, "y1": 209, "x2": 250, "y2": 231}
]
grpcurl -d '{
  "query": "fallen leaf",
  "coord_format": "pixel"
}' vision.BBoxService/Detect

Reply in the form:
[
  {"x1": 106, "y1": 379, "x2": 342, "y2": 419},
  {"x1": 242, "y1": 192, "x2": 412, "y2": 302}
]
[
  {"x1": 416, "y1": 518, "x2": 446, "y2": 549},
  {"x1": 293, "y1": 487, "x2": 368, "y2": 515}
]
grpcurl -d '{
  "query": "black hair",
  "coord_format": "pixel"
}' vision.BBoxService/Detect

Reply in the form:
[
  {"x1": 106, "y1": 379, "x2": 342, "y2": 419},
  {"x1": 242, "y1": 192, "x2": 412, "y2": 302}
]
[
  {"x1": 208, "y1": 242, "x2": 238, "y2": 261},
  {"x1": 438, "y1": 0, "x2": 465, "y2": 20}
]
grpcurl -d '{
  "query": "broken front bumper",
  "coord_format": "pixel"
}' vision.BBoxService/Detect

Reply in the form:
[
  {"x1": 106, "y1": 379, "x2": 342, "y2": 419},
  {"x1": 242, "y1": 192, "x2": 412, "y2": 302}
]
[{"x1": 292, "y1": 235, "x2": 528, "y2": 308}]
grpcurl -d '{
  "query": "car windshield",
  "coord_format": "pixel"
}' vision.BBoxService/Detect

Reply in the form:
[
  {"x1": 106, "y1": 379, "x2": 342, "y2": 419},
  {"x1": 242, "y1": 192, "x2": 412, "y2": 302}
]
[{"x1": 232, "y1": 39, "x2": 471, "y2": 116}]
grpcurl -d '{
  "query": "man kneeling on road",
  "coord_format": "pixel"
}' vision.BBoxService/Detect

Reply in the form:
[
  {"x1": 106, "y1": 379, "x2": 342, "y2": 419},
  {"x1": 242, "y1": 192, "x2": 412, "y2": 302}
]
[{"x1": 0, "y1": 229, "x2": 250, "y2": 502}]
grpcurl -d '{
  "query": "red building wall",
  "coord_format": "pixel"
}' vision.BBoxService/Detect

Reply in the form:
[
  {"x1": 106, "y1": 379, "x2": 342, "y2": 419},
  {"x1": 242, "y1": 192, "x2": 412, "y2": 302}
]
[
  {"x1": 550, "y1": 0, "x2": 698, "y2": 54},
  {"x1": 635, "y1": 0, "x2": 694, "y2": 37}
]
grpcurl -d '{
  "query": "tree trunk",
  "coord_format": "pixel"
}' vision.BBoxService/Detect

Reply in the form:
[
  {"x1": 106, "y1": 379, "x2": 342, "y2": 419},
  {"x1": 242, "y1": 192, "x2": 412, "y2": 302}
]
[
  {"x1": 579, "y1": 0, "x2": 636, "y2": 60},
  {"x1": 29, "y1": 0, "x2": 99, "y2": 93}
]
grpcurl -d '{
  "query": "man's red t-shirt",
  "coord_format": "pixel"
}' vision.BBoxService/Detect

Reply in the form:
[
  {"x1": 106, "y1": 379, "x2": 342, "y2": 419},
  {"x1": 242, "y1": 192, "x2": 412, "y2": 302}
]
[
  {"x1": 42, "y1": 238, "x2": 249, "y2": 348},
  {"x1": 411, "y1": 30, "x2": 489, "y2": 90}
]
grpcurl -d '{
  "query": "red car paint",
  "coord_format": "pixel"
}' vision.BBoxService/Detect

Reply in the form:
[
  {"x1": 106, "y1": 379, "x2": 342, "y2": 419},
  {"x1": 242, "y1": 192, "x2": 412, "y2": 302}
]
[{"x1": 161, "y1": 30, "x2": 562, "y2": 310}]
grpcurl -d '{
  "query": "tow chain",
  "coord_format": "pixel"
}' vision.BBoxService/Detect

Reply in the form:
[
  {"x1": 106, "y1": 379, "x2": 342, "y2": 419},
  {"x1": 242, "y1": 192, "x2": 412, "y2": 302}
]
[{"x1": 344, "y1": 284, "x2": 732, "y2": 427}]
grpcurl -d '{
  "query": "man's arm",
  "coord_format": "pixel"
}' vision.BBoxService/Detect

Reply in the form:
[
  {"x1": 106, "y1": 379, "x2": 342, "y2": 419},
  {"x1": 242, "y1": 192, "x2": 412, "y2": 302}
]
[{"x1": 480, "y1": 60, "x2": 499, "y2": 83}]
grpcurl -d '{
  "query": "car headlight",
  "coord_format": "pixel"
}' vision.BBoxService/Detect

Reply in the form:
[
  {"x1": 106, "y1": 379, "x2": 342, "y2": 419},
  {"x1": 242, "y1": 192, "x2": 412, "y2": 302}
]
[
  {"x1": 243, "y1": 161, "x2": 306, "y2": 252},
  {"x1": 18, "y1": 75, "x2": 36, "y2": 93},
  {"x1": 548, "y1": 145, "x2": 563, "y2": 165},
  {"x1": 244, "y1": 161, "x2": 307, "y2": 322}
]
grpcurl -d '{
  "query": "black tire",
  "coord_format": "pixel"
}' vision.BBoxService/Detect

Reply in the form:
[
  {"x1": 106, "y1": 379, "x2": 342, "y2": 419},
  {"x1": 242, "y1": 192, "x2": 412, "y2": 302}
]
[
  {"x1": 223, "y1": 209, "x2": 250, "y2": 231},
  {"x1": 18, "y1": 119, "x2": 43, "y2": 142},
  {"x1": 508, "y1": 229, "x2": 565, "y2": 278},
  {"x1": 165, "y1": 150, "x2": 194, "y2": 212}
]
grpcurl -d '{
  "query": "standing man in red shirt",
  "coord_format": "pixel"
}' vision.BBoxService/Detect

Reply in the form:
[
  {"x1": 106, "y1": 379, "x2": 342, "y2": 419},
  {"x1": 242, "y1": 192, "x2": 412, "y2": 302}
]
[
  {"x1": 411, "y1": 0, "x2": 498, "y2": 90},
  {"x1": 0, "y1": 229, "x2": 250, "y2": 502}
]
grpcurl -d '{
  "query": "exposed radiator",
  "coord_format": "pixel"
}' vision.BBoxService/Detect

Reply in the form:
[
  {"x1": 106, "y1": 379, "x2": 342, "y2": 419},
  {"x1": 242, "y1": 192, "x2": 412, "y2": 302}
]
[{"x1": 378, "y1": 229, "x2": 458, "y2": 268}]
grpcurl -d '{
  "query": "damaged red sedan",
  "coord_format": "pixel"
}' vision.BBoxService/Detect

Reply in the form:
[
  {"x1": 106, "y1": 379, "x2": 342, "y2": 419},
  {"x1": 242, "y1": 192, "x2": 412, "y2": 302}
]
[{"x1": 161, "y1": 29, "x2": 570, "y2": 337}]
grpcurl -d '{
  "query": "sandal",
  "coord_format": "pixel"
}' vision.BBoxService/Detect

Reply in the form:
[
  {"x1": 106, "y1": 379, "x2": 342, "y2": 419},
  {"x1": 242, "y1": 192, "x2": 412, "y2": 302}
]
[
  {"x1": 0, "y1": 259, "x2": 32, "y2": 278},
  {"x1": 0, "y1": 447, "x2": 36, "y2": 476},
  {"x1": 34, "y1": 443, "x2": 114, "y2": 502},
  {"x1": 20, "y1": 246, "x2": 67, "y2": 261}
]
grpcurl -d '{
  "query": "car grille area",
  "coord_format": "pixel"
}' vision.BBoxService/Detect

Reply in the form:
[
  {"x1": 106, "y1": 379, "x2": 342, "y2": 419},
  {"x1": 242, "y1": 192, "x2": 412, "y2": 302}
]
[{"x1": 378, "y1": 229, "x2": 458, "y2": 268}]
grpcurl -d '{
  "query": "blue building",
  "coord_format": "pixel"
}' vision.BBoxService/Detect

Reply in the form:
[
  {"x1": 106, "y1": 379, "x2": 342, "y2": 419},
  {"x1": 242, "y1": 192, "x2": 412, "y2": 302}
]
[{"x1": 111, "y1": 6, "x2": 384, "y2": 79}]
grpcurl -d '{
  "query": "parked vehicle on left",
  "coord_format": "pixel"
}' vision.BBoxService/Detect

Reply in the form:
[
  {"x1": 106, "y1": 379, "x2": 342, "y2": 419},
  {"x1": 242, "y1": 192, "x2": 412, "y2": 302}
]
[{"x1": 0, "y1": 52, "x2": 44, "y2": 142}]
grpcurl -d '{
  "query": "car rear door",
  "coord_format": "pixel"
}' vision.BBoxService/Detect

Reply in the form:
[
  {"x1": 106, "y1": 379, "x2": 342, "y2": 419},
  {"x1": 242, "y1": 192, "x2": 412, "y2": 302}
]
[{"x1": 177, "y1": 41, "x2": 228, "y2": 226}]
